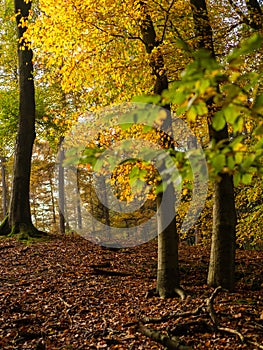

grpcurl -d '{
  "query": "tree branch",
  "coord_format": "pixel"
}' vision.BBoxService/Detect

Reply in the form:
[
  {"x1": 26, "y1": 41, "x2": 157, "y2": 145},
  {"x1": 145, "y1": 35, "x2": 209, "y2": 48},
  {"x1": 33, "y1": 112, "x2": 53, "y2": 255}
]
[
  {"x1": 228, "y1": 0, "x2": 251, "y2": 26},
  {"x1": 160, "y1": 0, "x2": 176, "y2": 44},
  {"x1": 138, "y1": 323, "x2": 193, "y2": 350}
]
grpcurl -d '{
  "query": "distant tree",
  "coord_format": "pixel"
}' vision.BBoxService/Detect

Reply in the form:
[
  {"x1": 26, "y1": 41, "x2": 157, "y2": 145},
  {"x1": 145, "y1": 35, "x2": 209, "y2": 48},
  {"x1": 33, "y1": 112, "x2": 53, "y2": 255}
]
[
  {"x1": 30, "y1": 141, "x2": 57, "y2": 231},
  {"x1": 58, "y1": 136, "x2": 66, "y2": 234}
]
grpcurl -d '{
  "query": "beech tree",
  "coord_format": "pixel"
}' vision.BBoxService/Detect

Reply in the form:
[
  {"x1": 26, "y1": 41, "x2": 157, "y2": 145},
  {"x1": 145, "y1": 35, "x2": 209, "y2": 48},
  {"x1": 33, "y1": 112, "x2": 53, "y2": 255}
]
[
  {"x1": 191, "y1": 0, "x2": 262, "y2": 290},
  {"x1": 138, "y1": 2, "x2": 180, "y2": 298},
  {"x1": 0, "y1": 0, "x2": 40, "y2": 237},
  {"x1": 190, "y1": 0, "x2": 236, "y2": 290}
]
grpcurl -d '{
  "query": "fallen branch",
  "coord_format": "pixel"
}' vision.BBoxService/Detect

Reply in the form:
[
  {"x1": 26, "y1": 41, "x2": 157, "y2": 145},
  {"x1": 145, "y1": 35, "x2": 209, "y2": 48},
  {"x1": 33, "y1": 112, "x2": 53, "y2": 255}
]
[
  {"x1": 247, "y1": 340, "x2": 263, "y2": 349},
  {"x1": 170, "y1": 320, "x2": 214, "y2": 336},
  {"x1": 140, "y1": 305, "x2": 205, "y2": 324},
  {"x1": 218, "y1": 326, "x2": 245, "y2": 342},
  {"x1": 138, "y1": 323, "x2": 192, "y2": 350}
]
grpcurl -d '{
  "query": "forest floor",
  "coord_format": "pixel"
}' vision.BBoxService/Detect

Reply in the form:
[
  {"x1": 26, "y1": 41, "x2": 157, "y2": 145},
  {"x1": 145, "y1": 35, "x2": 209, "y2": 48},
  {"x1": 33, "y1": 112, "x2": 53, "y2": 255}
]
[{"x1": 0, "y1": 234, "x2": 262, "y2": 350}]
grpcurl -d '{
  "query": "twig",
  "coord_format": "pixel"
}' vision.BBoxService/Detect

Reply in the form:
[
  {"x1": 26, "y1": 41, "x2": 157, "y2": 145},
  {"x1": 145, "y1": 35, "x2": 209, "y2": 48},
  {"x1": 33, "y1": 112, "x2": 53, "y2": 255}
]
[
  {"x1": 251, "y1": 321, "x2": 263, "y2": 330},
  {"x1": 58, "y1": 296, "x2": 72, "y2": 308},
  {"x1": 160, "y1": 0, "x2": 176, "y2": 44},
  {"x1": 218, "y1": 326, "x2": 245, "y2": 342},
  {"x1": 247, "y1": 340, "x2": 263, "y2": 349}
]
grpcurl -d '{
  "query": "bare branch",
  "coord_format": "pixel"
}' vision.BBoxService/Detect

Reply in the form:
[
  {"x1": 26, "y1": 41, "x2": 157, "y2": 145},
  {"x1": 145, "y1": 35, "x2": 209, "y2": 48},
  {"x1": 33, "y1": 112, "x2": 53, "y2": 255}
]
[
  {"x1": 218, "y1": 326, "x2": 245, "y2": 342},
  {"x1": 228, "y1": 0, "x2": 251, "y2": 26},
  {"x1": 138, "y1": 323, "x2": 193, "y2": 350},
  {"x1": 160, "y1": 0, "x2": 176, "y2": 44}
]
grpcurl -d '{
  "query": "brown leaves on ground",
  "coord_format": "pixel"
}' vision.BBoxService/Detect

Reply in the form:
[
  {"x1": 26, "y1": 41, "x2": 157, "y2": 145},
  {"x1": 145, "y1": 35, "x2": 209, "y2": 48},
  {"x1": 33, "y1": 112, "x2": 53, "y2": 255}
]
[{"x1": 0, "y1": 234, "x2": 262, "y2": 349}]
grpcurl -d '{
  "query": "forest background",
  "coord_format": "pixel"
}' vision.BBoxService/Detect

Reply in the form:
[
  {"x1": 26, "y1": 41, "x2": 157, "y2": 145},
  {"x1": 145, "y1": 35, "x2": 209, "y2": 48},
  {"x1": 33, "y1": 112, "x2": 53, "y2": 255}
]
[
  {"x1": 0, "y1": 0, "x2": 263, "y2": 348},
  {"x1": 0, "y1": 0, "x2": 262, "y2": 248}
]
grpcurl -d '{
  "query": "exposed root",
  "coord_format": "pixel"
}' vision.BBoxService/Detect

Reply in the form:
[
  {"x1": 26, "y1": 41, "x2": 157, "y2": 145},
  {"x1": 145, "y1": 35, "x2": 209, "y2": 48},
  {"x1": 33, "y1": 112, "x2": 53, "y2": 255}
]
[
  {"x1": 205, "y1": 286, "x2": 225, "y2": 327},
  {"x1": 137, "y1": 286, "x2": 263, "y2": 349},
  {"x1": 9, "y1": 222, "x2": 47, "y2": 240},
  {"x1": 174, "y1": 287, "x2": 186, "y2": 300}
]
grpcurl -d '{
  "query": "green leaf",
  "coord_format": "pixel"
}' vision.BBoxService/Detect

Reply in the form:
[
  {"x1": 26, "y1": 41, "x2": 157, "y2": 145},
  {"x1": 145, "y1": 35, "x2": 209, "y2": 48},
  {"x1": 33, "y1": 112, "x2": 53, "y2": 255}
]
[
  {"x1": 223, "y1": 105, "x2": 239, "y2": 124},
  {"x1": 162, "y1": 88, "x2": 186, "y2": 105},
  {"x1": 212, "y1": 111, "x2": 226, "y2": 131},
  {"x1": 212, "y1": 153, "x2": 225, "y2": 172},
  {"x1": 198, "y1": 79, "x2": 210, "y2": 94},
  {"x1": 228, "y1": 34, "x2": 263, "y2": 64},
  {"x1": 233, "y1": 172, "x2": 241, "y2": 187},
  {"x1": 229, "y1": 135, "x2": 244, "y2": 150},
  {"x1": 120, "y1": 123, "x2": 133, "y2": 131},
  {"x1": 254, "y1": 123, "x2": 263, "y2": 135},
  {"x1": 142, "y1": 125, "x2": 153, "y2": 133},
  {"x1": 241, "y1": 173, "x2": 253, "y2": 185},
  {"x1": 235, "y1": 152, "x2": 243, "y2": 164},
  {"x1": 139, "y1": 169, "x2": 148, "y2": 181},
  {"x1": 130, "y1": 166, "x2": 140, "y2": 179},
  {"x1": 155, "y1": 182, "x2": 166, "y2": 194},
  {"x1": 187, "y1": 106, "x2": 197, "y2": 121},
  {"x1": 195, "y1": 102, "x2": 208, "y2": 116},
  {"x1": 227, "y1": 156, "x2": 236, "y2": 170},
  {"x1": 94, "y1": 157, "x2": 105, "y2": 170},
  {"x1": 253, "y1": 94, "x2": 263, "y2": 114},
  {"x1": 132, "y1": 94, "x2": 161, "y2": 104},
  {"x1": 242, "y1": 154, "x2": 255, "y2": 169},
  {"x1": 233, "y1": 116, "x2": 244, "y2": 133}
]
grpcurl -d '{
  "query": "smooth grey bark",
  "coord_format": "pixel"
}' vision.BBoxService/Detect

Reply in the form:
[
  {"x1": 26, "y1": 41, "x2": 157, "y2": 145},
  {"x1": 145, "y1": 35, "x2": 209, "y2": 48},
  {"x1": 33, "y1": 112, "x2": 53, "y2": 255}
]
[
  {"x1": 1, "y1": 0, "x2": 40, "y2": 236},
  {"x1": 190, "y1": 0, "x2": 236, "y2": 291},
  {"x1": 139, "y1": 1, "x2": 180, "y2": 298}
]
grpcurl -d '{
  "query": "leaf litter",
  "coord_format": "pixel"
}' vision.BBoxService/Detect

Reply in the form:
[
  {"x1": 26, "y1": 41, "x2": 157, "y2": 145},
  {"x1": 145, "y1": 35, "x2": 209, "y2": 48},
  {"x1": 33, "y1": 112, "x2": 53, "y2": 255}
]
[{"x1": 0, "y1": 234, "x2": 262, "y2": 349}]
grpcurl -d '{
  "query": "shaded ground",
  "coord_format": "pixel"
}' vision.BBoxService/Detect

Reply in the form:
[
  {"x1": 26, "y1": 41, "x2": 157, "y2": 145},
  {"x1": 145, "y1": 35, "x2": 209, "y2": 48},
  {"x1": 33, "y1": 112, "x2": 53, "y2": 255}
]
[{"x1": 0, "y1": 234, "x2": 262, "y2": 349}]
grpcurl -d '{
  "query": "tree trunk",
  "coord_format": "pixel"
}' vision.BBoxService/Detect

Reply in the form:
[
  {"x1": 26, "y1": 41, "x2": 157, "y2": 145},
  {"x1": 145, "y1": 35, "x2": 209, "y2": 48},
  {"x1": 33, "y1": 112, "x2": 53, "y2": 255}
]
[
  {"x1": 190, "y1": 0, "x2": 236, "y2": 291},
  {"x1": 156, "y1": 190, "x2": 180, "y2": 298},
  {"x1": 76, "y1": 186, "x2": 82, "y2": 230},
  {"x1": 1, "y1": 157, "x2": 8, "y2": 218},
  {"x1": 58, "y1": 136, "x2": 66, "y2": 234},
  {"x1": 139, "y1": 1, "x2": 180, "y2": 297},
  {"x1": 208, "y1": 174, "x2": 236, "y2": 289},
  {"x1": 1, "y1": 0, "x2": 41, "y2": 237},
  {"x1": 49, "y1": 176, "x2": 57, "y2": 225}
]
